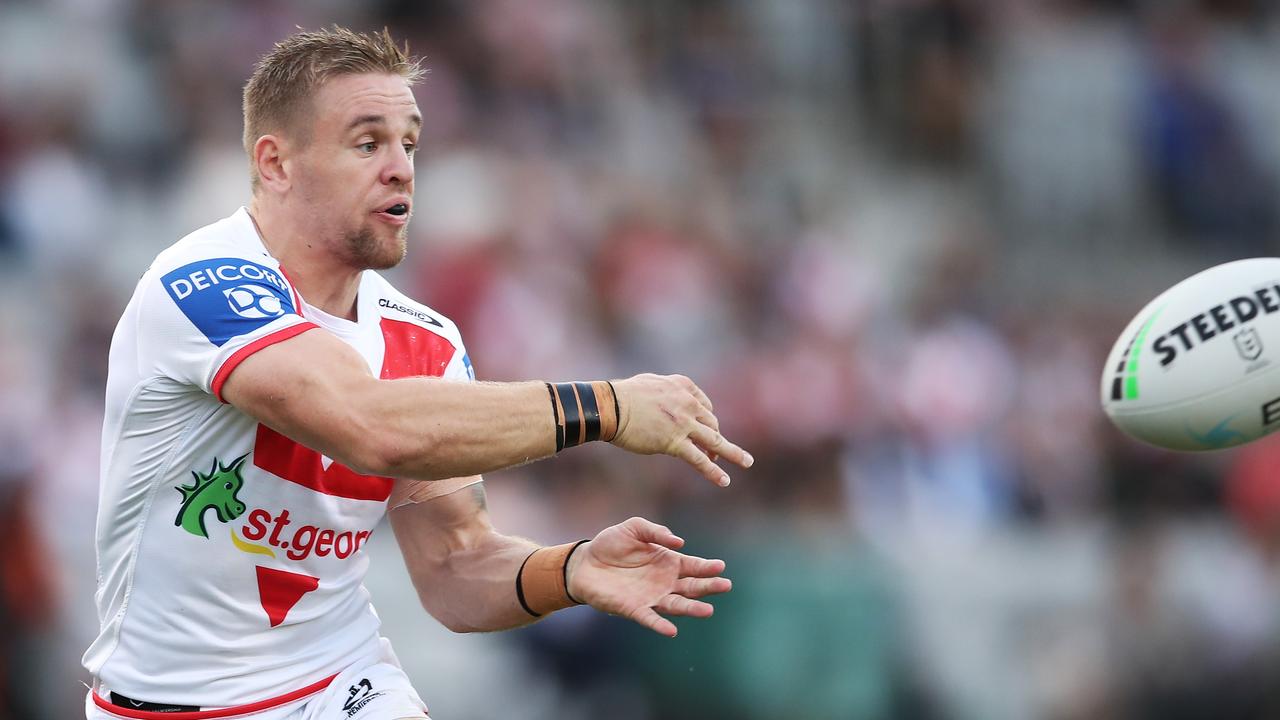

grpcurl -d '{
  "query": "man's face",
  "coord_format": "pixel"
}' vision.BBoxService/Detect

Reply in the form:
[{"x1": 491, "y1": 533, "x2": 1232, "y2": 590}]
[{"x1": 290, "y1": 72, "x2": 420, "y2": 270}]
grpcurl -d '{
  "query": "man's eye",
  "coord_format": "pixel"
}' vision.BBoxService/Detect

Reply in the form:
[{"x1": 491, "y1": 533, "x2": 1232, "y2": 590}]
[
  {"x1": 403, "y1": 143, "x2": 416, "y2": 156},
  {"x1": 359, "y1": 142, "x2": 377, "y2": 153}
]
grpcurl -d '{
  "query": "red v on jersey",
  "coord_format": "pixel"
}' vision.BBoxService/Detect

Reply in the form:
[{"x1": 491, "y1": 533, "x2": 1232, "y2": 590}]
[
  {"x1": 251, "y1": 316, "x2": 459, "y2": 501},
  {"x1": 256, "y1": 566, "x2": 320, "y2": 628}
]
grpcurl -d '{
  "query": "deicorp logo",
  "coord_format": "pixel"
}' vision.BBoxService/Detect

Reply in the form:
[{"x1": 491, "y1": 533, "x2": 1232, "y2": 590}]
[
  {"x1": 224, "y1": 284, "x2": 284, "y2": 319},
  {"x1": 162, "y1": 258, "x2": 295, "y2": 346}
]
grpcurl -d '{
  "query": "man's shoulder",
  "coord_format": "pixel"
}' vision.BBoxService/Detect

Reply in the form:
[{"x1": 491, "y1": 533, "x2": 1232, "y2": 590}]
[
  {"x1": 365, "y1": 272, "x2": 462, "y2": 342},
  {"x1": 133, "y1": 209, "x2": 297, "y2": 332},
  {"x1": 146, "y1": 208, "x2": 276, "y2": 280}
]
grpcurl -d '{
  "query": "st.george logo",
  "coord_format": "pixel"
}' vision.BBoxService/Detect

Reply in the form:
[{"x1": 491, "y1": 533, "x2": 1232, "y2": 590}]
[{"x1": 225, "y1": 284, "x2": 284, "y2": 320}]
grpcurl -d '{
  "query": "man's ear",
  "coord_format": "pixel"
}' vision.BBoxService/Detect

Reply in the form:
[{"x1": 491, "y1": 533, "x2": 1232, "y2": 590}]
[{"x1": 253, "y1": 135, "x2": 290, "y2": 192}]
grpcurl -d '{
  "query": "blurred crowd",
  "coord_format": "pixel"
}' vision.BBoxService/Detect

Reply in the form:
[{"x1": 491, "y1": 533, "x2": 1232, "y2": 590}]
[{"x1": 5, "y1": 0, "x2": 1280, "y2": 717}]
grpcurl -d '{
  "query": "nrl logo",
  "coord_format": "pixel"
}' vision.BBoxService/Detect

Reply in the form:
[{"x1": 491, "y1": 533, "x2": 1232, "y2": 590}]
[
  {"x1": 1235, "y1": 328, "x2": 1264, "y2": 362},
  {"x1": 175, "y1": 454, "x2": 249, "y2": 538}
]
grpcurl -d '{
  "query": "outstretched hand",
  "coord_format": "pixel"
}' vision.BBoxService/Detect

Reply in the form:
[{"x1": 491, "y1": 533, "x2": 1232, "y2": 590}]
[
  {"x1": 565, "y1": 516, "x2": 732, "y2": 637},
  {"x1": 610, "y1": 373, "x2": 753, "y2": 487}
]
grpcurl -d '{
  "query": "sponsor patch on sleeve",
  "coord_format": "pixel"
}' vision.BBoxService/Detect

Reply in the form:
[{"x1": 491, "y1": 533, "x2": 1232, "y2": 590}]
[
  {"x1": 462, "y1": 353, "x2": 475, "y2": 381},
  {"x1": 162, "y1": 258, "x2": 297, "y2": 347}
]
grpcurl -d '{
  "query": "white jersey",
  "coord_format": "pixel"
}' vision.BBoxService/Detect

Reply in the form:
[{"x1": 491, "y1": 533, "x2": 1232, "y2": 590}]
[{"x1": 84, "y1": 207, "x2": 477, "y2": 708}]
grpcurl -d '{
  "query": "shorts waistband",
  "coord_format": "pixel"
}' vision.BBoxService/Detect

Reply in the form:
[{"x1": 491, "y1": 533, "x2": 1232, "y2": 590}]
[
  {"x1": 109, "y1": 692, "x2": 198, "y2": 713},
  {"x1": 92, "y1": 673, "x2": 338, "y2": 720}
]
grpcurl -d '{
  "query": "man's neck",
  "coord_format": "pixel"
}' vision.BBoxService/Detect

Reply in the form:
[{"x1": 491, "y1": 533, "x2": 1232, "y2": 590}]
[{"x1": 247, "y1": 199, "x2": 362, "y2": 321}]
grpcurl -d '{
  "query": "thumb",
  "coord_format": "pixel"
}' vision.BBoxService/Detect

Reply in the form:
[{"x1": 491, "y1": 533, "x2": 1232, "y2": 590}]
[{"x1": 623, "y1": 516, "x2": 684, "y2": 550}]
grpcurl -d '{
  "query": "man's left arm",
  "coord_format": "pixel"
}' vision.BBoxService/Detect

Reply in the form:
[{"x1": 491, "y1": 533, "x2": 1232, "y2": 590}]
[
  {"x1": 390, "y1": 481, "x2": 732, "y2": 636},
  {"x1": 389, "y1": 481, "x2": 540, "y2": 633}
]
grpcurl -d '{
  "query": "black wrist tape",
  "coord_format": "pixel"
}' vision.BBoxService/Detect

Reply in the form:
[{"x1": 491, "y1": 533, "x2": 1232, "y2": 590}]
[
  {"x1": 547, "y1": 381, "x2": 618, "y2": 452},
  {"x1": 545, "y1": 382, "x2": 564, "y2": 452}
]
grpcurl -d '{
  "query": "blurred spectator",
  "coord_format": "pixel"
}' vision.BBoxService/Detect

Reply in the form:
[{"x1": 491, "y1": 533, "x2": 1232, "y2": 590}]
[{"x1": 1139, "y1": 3, "x2": 1276, "y2": 256}]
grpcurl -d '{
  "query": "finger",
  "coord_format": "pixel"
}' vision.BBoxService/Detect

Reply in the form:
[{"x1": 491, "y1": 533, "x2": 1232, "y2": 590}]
[
  {"x1": 674, "y1": 439, "x2": 731, "y2": 487},
  {"x1": 674, "y1": 576, "x2": 732, "y2": 599},
  {"x1": 697, "y1": 410, "x2": 721, "y2": 433},
  {"x1": 657, "y1": 593, "x2": 715, "y2": 618},
  {"x1": 693, "y1": 426, "x2": 719, "y2": 463},
  {"x1": 630, "y1": 606, "x2": 678, "y2": 637},
  {"x1": 678, "y1": 554, "x2": 726, "y2": 578},
  {"x1": 688, "y1": 426, "x2": 753, "y2": 472},
  {"x1": 624, "y1": 516, "x2": 685, "y2": 550},
  {"x1": 715, "y1": 436, "x2": 753, "y2": 469},
  {"x1": 685, "y1": 380, "x2": 714, "y2": 414}
]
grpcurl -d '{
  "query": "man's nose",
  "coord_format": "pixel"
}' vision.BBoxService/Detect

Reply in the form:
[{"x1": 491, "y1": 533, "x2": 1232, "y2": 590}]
[{"x1": 381, "y1": 146, "x2": 414, "y2": 186}]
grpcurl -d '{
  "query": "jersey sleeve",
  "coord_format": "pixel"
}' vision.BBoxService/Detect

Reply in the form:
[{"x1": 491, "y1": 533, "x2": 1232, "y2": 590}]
[{"x1": 135, "y1": 253, "x2": 318, "y2": 400}]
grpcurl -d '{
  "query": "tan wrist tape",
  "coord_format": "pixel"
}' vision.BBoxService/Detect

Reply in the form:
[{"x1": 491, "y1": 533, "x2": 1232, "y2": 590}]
[
  {"x1": 516, "y1": 540, "x2": 588, "y2": 617},
  {"x1": 547, "y1": 381, "x2": 619, "y2": 451}
]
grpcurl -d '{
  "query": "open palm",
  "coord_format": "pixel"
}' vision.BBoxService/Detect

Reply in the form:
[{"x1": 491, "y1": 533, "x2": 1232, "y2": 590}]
[{"x1": 566, "y1": 516, "x2": 732, "y2": 637}]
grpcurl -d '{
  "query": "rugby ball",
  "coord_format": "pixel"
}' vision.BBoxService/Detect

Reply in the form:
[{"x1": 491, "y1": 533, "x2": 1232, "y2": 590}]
[{"x1": 1101, "y1": 258, "x2": 1280, "y2": 451}]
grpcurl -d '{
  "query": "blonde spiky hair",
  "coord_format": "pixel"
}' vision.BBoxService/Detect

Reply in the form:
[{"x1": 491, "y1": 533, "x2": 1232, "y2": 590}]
[{"x1": 242, "y1": 26, "x2": 424, "y2": 188}]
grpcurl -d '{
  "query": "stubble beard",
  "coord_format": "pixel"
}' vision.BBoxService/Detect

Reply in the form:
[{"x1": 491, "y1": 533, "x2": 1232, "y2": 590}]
[{"x1": 343, "y1": 223, "x2": 408, "y2": 271}]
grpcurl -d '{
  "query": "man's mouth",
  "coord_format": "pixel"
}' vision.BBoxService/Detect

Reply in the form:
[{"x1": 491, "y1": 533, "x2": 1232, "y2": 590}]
[{"x1": 375, "y1": 201, "x2": 411, "y2": 224}]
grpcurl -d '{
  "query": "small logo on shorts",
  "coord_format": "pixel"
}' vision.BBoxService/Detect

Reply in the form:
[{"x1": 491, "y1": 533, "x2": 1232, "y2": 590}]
[{"x1": 343, "y1": 678, "x2": 386, "y2": 717}]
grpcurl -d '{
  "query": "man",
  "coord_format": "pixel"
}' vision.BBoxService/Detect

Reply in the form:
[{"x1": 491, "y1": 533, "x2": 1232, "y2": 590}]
[{"x1": 84, "y1": 26, "x2": 751, "y2": 720}]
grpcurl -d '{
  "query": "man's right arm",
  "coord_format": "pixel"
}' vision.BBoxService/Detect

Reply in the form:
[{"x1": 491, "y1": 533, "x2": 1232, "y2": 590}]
[{"x1": 220, "y1": 327, "x2": 751, "y2": 484}]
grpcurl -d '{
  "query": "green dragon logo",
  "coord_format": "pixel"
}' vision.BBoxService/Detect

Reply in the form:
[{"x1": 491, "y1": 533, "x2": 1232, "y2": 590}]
[{"x1": 175, "y1": 454, "x2": 249, "y2": 538}]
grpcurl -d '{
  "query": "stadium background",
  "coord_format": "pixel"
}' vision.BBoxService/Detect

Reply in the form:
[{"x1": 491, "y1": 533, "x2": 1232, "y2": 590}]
[{"x1": 3, "y1": 0, "x2": 1280, "y2": 717}]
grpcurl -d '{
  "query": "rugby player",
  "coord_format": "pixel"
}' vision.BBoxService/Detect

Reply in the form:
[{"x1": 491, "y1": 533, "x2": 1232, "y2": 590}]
[{"x1": 84, "y1": 26, "x2": 750, "y2": 720}]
